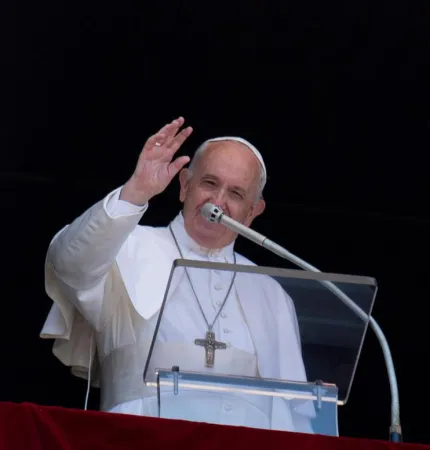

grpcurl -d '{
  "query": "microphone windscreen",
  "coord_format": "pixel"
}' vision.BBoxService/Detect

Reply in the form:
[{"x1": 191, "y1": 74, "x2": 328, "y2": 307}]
[{"x1": 201, "y1": 203, "x2": 223, "y2": 223}]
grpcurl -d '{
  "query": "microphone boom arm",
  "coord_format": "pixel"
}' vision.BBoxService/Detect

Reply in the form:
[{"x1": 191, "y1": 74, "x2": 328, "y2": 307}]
[{"x1": 202, "y1": 203, "x2": 402, "y2": 442}]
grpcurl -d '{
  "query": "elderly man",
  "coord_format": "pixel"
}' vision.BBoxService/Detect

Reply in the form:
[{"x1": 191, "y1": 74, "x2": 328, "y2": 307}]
[{"x1": 40, "y1": 117, "x2": 314, "y2": 433}]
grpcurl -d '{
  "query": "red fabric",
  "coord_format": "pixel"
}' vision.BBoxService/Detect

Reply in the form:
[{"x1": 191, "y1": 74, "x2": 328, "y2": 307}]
[{"x1": 0, "y1": 402, "x2": 427, "y2": 450}]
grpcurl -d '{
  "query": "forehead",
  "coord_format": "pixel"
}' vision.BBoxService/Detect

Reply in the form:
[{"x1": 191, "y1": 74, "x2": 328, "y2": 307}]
[{"x1": 196, "y1": 142, "x2": 261, "y2": 184}]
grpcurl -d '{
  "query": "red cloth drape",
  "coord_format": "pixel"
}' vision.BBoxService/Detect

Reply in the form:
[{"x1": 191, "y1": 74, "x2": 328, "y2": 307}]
[{"x1": 0, "y1": 402, "x2": 427, "y2": 450}]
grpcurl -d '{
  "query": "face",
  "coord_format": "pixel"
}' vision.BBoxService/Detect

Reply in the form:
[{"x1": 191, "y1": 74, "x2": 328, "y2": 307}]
[{"x1": 179, "y1": 141, "x2": 266, "y2": 249}]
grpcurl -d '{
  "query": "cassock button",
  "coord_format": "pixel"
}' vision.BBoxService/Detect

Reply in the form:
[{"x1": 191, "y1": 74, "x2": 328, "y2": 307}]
[
  {"x1": 224, "y1": 404, "x2": 233, "y2": 412},
  {"x1": 221, "y1": 313, "x2": 227, "y2": 319},
  {"x1": 223, "y1": 328, "x2": 231, "y2": 333},
  {"x1": 214, "y1": 283, "x2": 223, "y2": 291}
]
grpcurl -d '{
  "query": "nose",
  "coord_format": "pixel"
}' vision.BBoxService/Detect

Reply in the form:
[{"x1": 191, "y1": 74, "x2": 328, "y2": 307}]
[{"x1": 211, "y1": 189, "x2": 228, "y2": 211}]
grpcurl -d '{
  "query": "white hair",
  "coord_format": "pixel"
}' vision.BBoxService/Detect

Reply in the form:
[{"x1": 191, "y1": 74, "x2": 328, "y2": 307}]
[{"x1": 187, "y1": 137, "x2": 267, "y2": 201}]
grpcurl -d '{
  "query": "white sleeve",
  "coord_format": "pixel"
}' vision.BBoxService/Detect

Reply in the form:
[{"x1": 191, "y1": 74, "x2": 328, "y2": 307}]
[
  {"x1": 105, "y1": 187, "x2": 148, "y2": 217},
  {"x1": 40, "y1": 186, "x2": 149, "y2": 384},
  {"x1": 47, "y1": 186, "x2": 147, "y2": 291}
]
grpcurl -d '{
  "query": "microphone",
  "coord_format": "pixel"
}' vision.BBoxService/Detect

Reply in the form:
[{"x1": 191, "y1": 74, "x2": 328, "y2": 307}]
[{"x1": 201, "y1": 202, "x2": 402, "y2": 442}]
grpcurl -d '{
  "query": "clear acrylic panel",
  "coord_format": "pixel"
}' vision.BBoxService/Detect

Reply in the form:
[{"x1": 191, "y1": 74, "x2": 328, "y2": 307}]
[
  {"x1": 143, "y1": 259, "x2": 377, "y2": 406},
  {"x1": 155, "y1": 370, "x2": 339, "y2": 435}
]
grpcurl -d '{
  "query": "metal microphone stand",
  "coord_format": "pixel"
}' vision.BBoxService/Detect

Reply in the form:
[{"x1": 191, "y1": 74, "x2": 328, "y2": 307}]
[{"x1": 203, "y1": 204, "x2": 402, "y2": 442}]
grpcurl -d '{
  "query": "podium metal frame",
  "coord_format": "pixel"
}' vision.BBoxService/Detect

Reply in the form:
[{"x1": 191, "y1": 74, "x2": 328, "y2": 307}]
[{"x1": 143, "y1": 259, "x2": 377, "y2": 435}]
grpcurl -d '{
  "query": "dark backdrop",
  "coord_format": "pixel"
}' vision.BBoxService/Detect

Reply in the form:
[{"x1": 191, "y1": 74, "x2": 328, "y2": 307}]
[{"x1": 1, "y1": 0, "x2": 429, "y2": 444}]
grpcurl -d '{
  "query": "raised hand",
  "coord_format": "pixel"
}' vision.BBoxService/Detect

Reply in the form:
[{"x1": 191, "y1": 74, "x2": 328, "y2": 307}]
[{"x1": 120, "y1": 117, "x2": 193, "y2": 206}]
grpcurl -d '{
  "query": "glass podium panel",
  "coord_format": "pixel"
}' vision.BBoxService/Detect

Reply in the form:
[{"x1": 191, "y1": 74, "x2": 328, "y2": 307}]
[
  {"x1": 142, "y1": 259, "x2": 377, "y2": 435},
  {"x1": 155, "y1": 370, "x2": 339, "y2": 435}
]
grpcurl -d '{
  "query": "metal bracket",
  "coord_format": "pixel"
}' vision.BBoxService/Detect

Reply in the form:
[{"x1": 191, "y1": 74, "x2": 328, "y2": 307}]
[
  {"x1": 172, "y1": 366, "x2": 180, "y2": 395},
  {"x1": 314, "y1": 379, "x2": 325, "y2": 410}
]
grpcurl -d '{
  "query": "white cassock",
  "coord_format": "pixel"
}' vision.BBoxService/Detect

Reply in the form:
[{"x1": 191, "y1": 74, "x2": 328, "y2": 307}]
[{"x1": 40, "y1": 187, "x2": 316, "y2": 433}]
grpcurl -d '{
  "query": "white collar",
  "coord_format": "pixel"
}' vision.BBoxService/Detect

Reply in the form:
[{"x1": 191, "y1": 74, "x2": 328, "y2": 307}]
[{"x1": 169, "y1": 212, "x2": 235, "y2": 262}]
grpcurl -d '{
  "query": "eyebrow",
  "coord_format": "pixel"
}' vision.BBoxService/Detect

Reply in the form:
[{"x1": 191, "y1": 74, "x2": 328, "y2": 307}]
[{"x1": 201, "y1": 174, "x2": 219, "y2": 181}]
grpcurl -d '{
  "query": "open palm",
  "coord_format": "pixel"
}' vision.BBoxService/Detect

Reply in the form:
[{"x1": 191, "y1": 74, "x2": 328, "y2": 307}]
[{"x1": 121, "y1": 117, "x2": 193, "y2": 205}]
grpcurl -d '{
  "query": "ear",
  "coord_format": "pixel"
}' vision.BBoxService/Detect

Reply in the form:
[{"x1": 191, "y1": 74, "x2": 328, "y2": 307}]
[
  {"x1": 245, "y1": 198, "x2": 266, "y2": 226},
  {"x1": 179, "y1": 168, "x2": 190, "y2": 203}
]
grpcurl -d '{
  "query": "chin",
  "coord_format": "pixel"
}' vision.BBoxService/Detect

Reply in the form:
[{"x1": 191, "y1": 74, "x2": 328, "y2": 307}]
[
  {"x1": 190, "y1": 216, "x2": 223, "y2": 243},
  {"x1": 196, "y1": 217, "x2": 222, "y2": 235}
]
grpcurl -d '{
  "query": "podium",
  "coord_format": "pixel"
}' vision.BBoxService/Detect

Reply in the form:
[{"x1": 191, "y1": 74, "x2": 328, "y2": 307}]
[{"x1": 143, "y1": 259, "x2": 377, "y2": 436}]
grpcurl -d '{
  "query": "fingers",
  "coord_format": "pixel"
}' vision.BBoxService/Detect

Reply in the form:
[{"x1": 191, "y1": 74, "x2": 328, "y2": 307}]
[
  {"x1": 156, "y1": 117, "x2": 184, "y2": 146},
  {"x1": 164, "y1": 117, "x2": 185, "y2": 145},
  {"x1": 158, "y1": 117, "x2": 184, "y2": 137},
  {"x1": 168, "y1": 155, "x2": 190, "y2": 179},
  {"x1": 146, "y1": 132, "x2": 166, "y2": 150},
  {"x1": 169, "y1": 126, "x2": 193, "y2": 153},
  {"x1": 145, "y1": 117, "x2": 187, "y2": 151}
]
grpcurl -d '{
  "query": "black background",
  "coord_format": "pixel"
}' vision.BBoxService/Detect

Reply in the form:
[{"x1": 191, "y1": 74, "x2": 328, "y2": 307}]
[{"x1": 1, "y1": 0, "x2": 429, "y2": 444}]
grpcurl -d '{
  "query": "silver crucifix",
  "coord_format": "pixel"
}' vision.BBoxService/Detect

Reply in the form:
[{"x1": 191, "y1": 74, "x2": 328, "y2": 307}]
[{"x1": 195, "y1": 330, "x2": 227, "y2": 368}]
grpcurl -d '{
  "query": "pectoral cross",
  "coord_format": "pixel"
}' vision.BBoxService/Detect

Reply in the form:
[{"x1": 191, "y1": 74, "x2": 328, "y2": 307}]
[{"x1": 195, "y1": 331, "x2": 227, "y2": 368}]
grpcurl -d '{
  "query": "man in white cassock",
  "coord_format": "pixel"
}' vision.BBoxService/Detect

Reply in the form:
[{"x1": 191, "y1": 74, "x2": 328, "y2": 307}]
[{"x1": 40, "y1": 117, "x2": 315, "y2": 433}]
